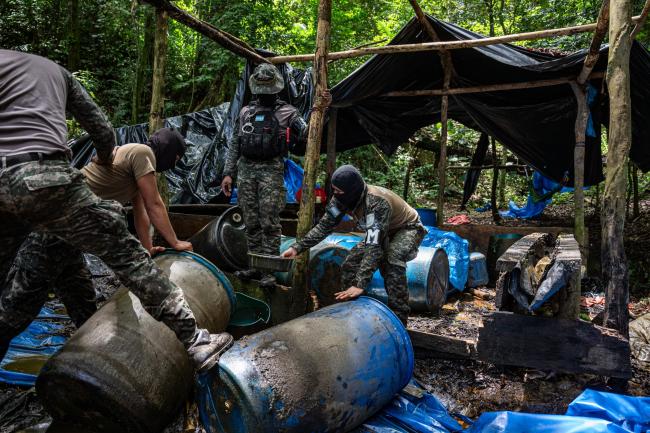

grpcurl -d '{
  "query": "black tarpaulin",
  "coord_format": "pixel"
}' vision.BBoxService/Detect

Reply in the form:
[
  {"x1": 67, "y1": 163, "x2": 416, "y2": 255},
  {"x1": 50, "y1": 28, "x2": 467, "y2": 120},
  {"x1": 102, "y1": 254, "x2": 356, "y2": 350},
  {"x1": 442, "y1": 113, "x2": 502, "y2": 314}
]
[{"x1": 327, "y1": 15, "x2": 650, "y2": 186}]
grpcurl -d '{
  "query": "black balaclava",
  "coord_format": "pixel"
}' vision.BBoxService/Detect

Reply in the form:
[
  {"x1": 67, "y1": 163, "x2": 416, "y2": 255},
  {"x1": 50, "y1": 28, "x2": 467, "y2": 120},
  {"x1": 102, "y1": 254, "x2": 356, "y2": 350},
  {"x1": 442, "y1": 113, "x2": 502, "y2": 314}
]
[
  {"x1": 147, "y1": 127, "x2": 186, "y2": 172},
  {"x1": 331, "y1": 164, "x2": 366, "y2": 211},
  {"x1": 256, "y1": 93, "x2": 279, "y2": 107}
]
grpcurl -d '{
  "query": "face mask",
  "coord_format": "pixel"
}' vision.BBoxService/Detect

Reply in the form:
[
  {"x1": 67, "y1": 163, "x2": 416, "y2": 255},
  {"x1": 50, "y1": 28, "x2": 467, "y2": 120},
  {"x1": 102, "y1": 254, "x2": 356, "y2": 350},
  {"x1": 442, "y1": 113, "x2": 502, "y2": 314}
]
[
  {"x1": 147, "y1": 127, "x2": 186, "y2": 172},
  {"x1": 331, "y1": 165, "x2": 366, "y2": 211}
]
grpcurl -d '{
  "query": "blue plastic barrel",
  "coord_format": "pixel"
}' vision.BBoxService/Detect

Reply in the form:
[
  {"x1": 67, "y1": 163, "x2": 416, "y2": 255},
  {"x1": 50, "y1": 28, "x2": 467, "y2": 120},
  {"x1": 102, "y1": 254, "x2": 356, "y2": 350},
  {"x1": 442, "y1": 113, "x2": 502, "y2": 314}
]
[
  {"x1": 416, "y1": 208, "x2": 437, "y2": 226},
  {"x1": 197, "y1": 296, "x2": 414, "y2": 433},
  {"x1": 279, "y1": 234, "x2": 450, "y2": 311},
  {"x1": 467, "y1": 252, "x2": 489, "y2": 287}
]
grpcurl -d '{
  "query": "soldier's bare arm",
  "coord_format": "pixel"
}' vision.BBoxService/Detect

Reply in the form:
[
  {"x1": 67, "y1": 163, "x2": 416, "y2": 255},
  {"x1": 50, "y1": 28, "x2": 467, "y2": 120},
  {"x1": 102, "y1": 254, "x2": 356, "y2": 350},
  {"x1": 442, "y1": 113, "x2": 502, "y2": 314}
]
[
  {"x1": 63, "y1": 68, "x2": 115, "y2": 164},
  {"x1": 137, "y1": 173, "x2": 192, "y2": 252}
]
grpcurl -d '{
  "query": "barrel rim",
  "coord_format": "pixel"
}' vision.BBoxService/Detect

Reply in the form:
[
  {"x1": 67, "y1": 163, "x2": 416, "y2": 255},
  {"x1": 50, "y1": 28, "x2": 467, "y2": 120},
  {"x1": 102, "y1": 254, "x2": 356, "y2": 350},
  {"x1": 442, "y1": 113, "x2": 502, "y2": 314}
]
[
  {"x1": 357, "y1": 296, "x2": 415, "y2": 387},
  {"x1": 156, "y1": 249, "x2": 237, "y2": 312}
]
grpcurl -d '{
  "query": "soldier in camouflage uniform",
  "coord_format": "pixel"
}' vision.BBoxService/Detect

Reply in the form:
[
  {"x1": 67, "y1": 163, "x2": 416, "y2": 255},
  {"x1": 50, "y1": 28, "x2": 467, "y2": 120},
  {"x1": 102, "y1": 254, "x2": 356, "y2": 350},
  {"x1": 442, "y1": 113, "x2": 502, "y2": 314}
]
[
  {"x1": 282, "y1": 165, "x2": 427, "y2": 325},
  {"x1": 221, "y1": 63, "x2": 309, "y2": 287},
  {"x1": 0, "y1": 50, "x2": 231, "y2": 371}
]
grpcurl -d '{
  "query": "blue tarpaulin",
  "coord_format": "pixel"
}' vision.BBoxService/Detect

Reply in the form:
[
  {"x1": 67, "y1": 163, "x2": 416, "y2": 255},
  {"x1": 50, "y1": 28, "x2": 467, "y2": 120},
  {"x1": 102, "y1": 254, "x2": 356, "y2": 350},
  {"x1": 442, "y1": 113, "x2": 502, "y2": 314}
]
[
  {"x1": 421, "y1": 226, "x2": 470, "y2": 290},
  {"x1": 500, "y1": 171, "x2": 573, "y2": 219},
  {"x1": 0, "y1": 307, "x2": 69, "y2": 387},
  {"x1": 230, "y1": 158, "x2": 304, "y2": 205}
]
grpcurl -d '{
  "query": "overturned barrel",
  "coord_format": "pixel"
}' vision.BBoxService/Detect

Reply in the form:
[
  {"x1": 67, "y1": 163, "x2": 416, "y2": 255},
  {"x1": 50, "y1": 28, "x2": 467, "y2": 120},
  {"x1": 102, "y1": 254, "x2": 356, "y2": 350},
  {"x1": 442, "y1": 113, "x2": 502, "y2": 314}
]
[
  {"x1": 190, "y1": 206, "x2": 248, "y2": 271},
  {"x1": 279, "y1": 234, "x2": 450, "y2": 311},
  {"x1": 36, "y1": 251, "x2": 236, "y2": 433},
  {"x1": 198, "y1": 296, "x2": 413, "y2": 433}
]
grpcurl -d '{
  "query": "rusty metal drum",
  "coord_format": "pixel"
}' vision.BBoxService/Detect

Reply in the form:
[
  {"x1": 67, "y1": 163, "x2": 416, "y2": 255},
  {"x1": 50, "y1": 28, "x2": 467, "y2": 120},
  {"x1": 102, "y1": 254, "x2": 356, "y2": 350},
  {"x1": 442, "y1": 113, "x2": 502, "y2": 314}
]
[{"x1": 36, "y1": 251, "x2": 236, "y2": 433}]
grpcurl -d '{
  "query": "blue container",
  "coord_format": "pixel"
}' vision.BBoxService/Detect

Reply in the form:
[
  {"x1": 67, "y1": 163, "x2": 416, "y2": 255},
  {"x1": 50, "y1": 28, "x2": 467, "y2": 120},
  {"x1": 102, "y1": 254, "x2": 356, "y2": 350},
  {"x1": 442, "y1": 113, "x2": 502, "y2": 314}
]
[
  {"x1": 467, "y1": 252, "x2": 489, "y2": 287},
  {"x1": 279, "y1": 234, "x2": 450, "y2": 311},
  {"x1": 197, "y1": 296, "x2": 414, "y2": 433},
  {"x1": 416, "y1": 208, "x2": 437, "y2": 226}
]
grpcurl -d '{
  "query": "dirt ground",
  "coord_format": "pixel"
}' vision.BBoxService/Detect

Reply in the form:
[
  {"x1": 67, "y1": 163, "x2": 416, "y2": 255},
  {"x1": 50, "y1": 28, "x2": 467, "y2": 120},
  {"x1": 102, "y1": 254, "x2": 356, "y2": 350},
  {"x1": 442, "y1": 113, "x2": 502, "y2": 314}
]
[{"x1": 2, "y1": 200, "x2": 650, "y2": 432}]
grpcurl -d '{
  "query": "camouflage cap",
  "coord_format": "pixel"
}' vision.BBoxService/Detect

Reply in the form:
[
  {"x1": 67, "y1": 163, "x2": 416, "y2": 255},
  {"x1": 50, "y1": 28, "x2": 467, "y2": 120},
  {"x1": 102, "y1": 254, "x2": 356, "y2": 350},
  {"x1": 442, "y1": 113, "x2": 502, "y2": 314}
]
[{"x1": 249, "y1": 63, "x2": 284, "y2": 95}]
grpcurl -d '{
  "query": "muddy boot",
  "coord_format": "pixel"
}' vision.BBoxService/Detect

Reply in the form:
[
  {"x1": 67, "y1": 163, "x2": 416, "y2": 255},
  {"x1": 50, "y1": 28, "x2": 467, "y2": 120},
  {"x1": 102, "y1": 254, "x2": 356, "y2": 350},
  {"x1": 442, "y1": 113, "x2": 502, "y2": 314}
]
[
  {"x1": 234, "y1": 269, "x2": 261, "y2": 281},
  {"x1": 259, "y1": 273, "x2": 277, "y2": 289},
  {"x1": 187, "y1": 329, "x2": 234, "y2": 373}
]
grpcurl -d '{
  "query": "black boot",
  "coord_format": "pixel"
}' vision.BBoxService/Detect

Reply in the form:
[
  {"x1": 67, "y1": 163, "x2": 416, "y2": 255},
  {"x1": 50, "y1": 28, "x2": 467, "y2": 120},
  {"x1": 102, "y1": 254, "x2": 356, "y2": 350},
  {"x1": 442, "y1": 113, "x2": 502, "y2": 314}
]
[
  {"x1": 234, "y1": 269, "x2": 262, "y2": 281},
  {"x1": 258, "y1": 274, "x2": 277, "y2": 289}
]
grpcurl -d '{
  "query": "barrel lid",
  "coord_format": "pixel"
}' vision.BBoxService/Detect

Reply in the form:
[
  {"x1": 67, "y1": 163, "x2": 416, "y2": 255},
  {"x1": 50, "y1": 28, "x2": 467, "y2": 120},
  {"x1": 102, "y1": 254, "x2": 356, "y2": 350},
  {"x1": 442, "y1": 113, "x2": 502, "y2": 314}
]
[
  {"x1": 426, "y1": 248, "x2": 450, "y2": 311},
  {"x1": 156, "y1": 250, "x2": 237, "y2": 312}
]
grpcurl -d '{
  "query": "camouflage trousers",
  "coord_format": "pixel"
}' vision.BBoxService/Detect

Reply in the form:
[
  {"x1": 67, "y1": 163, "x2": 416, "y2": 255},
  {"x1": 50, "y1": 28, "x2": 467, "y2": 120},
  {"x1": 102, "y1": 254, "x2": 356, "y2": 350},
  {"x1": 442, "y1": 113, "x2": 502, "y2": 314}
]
[
  {"x1": 237, "y1": 157, "x2": 286, "y2": 258},
  {"x1": 341, "y1": 225, "x2": 426, "y2": 325},
  {"x1": 3, "y1": 233, "x2": 97, "y2": 334},
  {"x1": 0, "y1": 159, "x2": 201, "y2": 358}
]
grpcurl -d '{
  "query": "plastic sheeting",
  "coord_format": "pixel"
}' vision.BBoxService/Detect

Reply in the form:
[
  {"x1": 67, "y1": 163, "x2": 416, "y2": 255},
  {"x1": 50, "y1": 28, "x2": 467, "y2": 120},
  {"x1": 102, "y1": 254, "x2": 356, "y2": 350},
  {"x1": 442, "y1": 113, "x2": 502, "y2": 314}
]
[
  {"x1": 328, "y1": 16, "x2": 650, "y2": 185},
  {"x1": 421, "y1": 226, "x2": 470, "y2": 290},
  {"x1": 461, "y1": 133, "x2": 490, "y2": 209},
  {"x1": 500, "y1": 171, "x2": 573, "y2": 219},
  {"x1": 0, "y1": 306, "x2": 68, "y2": 387}
]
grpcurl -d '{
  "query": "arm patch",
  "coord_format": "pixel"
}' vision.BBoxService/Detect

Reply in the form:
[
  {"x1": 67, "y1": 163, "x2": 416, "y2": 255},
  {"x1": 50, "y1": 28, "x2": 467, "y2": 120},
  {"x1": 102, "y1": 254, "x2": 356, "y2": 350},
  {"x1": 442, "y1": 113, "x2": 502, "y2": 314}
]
[{"x1": 365, "y1": 226, "x2": 382, "y2": 245}]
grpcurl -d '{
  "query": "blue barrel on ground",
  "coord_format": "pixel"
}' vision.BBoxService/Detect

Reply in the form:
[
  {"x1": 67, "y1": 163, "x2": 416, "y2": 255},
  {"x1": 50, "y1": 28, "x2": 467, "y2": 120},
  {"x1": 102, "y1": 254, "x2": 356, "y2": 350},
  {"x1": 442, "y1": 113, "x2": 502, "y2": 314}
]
[
  {"x1": 279, "y1": 234, "x2": 450, "y2": 311},
  {"x1": 37, "y1": 251, "x2": 236, "y2": 433},
  {"x1": 415, "y1": 208, "x2": 437, "y2": 226},
  {"x1": 467, "y1": 252, "x2": 489, "y2": 287},
  {"x1": 197, "y1": 296, "x2": 414, "y2": 433}
]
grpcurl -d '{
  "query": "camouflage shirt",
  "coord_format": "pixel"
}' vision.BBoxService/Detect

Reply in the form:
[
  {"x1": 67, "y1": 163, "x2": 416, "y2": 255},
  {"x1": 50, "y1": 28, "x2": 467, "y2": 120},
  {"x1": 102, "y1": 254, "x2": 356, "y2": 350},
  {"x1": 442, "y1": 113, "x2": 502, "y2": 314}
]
[
  {"x1": 293, "y1": 192, "x2": 394, "y2": 290},
  {"x1": 223, "y1": 100, "x2": 308, "y2": 178}
]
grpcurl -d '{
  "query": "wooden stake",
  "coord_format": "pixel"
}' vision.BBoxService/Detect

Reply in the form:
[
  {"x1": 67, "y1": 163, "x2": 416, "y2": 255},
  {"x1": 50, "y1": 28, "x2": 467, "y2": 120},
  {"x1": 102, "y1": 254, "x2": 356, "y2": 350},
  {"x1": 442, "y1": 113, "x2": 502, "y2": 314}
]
[
  {"x1": 268, "y1": 16, "x2": 643, "y2": 64},
  {"x1": 603, "y1": 0, "x2": 633, "y2": 337},
  {"x1": 291, "y1": 0, "x2": 332, "y2": 318},
  {"x1": 140, "y1": 0, "x2": 268, "y2": 65}
]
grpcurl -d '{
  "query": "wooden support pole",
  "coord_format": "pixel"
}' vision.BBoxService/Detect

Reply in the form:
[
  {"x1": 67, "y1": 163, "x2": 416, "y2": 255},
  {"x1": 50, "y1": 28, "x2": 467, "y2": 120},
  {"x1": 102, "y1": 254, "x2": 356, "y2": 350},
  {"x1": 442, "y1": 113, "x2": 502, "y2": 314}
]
[
  {"x1": 631, "y1": 0, "x2": 650, "y2": 39},
  {"x1": 407, "y1": 0, "x2": 455, "y2": 226},
  {"x1": 325, "y1": 108, "x2": 338, "y2": 193},
  {"x1": 291, "y1": 0, "x2": 332, "y2": 318},
  {"x1": 572, "y1": 0, "x2": 609, "y2": 266},
  {"x1": 603, "y1": 0, "x2": 633, "y2": 337},
  {"x1": 381, "y1": 73, "x2": 604, "y2": 98},
  {"x1": 268, "y1": 16, "x2": 643, "y2": 64},
  {"x1": 140, "y1": 0, "x2": 268, "y2": 65}
]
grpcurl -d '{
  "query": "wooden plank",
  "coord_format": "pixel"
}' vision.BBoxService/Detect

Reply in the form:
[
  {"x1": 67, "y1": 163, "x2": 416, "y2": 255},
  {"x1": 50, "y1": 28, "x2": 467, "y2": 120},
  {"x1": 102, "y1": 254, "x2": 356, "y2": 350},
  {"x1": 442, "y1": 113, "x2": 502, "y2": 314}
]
[
  {"x1": 438, "y1": 224, "x2": 566, "y2": 257},
  {"x1": 477, "y1": 312, "x2": 632, "y2": 378},
  {"x1": 555, "y1": 234, "x2": 582, "y2": 319},
  {"x1": 408, "y1": 330, "x2": 477, "y2": 359}
]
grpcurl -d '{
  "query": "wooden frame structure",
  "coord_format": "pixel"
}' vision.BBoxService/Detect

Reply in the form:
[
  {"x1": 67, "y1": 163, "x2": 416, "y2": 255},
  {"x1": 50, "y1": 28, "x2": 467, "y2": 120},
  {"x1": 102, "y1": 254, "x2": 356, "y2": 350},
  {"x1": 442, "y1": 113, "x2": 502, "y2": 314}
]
[{"x1": 142, "y1": 0, "x2": 649, "y2": 332}]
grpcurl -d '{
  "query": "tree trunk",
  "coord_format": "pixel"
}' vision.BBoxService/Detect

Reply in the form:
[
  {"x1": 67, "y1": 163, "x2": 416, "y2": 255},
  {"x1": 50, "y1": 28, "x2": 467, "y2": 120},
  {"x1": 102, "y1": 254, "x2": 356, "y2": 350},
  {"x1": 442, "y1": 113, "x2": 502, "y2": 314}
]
[
  {"x1": 290, "y1": 0, "x2": 332, "y2": 319},
  {"x1": 403, "y1": 145, "x2": 420, "y2": 200},
  {"x1": 132, "y1": 8, "x2": 155, "y2": 124},
  {"x1": 149, "y1": 8, "x2": 170, "y2": 206},
  {"x1": 603, "y1": 0, "x2": 633, "y2": 337},
  {"x1": 498, "y1": 145, "x2": 507, "y2": 207},
  {"x1": 67, "y1": 0, "x2": 80, "y2": 71}
]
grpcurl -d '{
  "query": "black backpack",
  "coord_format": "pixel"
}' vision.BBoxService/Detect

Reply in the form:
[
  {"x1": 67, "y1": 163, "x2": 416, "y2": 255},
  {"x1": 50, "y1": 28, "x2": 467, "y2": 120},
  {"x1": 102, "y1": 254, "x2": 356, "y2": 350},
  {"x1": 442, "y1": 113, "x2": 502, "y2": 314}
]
[{"x1": 239, "y1": 103, "x2": 288, "y2": 160}]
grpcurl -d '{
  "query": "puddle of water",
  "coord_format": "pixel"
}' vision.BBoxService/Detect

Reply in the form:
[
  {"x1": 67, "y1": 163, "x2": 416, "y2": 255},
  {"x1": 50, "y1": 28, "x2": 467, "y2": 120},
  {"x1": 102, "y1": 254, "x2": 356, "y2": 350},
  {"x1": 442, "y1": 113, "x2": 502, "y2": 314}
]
[{"x1": 3, "y1": 355, "x2": 50, "y2": 375}]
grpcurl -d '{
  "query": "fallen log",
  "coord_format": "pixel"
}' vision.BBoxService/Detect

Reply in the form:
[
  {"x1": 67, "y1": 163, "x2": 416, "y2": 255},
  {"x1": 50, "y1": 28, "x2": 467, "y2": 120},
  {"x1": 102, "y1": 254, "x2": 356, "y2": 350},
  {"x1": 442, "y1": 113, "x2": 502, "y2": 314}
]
[
  {"x1": 477, "y1": 312, "x2": 632, "y2": 378},
  {"x1": 408, "y1": 329, "x2": 477, "y2": 359}
]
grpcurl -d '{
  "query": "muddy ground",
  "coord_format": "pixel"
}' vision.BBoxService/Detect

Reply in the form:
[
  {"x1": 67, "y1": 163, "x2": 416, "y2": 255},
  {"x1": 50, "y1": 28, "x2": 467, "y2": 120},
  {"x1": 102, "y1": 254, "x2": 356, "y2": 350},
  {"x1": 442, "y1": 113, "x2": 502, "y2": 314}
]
[{"x1": 2, "y1": 200, "x2": 650, "y2": 432}]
